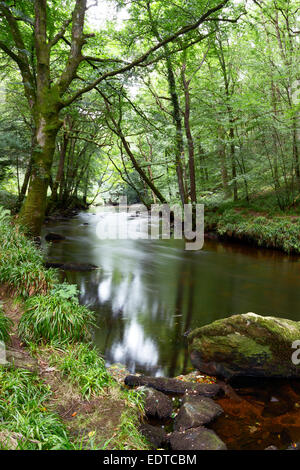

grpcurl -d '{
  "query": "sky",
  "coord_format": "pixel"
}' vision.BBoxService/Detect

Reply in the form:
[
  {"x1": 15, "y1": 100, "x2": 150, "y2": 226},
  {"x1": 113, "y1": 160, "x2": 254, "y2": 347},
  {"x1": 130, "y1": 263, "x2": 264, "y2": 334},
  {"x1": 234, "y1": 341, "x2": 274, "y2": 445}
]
[{"x1": 87, "y1": 0, "x2": 129, "y2": 29}]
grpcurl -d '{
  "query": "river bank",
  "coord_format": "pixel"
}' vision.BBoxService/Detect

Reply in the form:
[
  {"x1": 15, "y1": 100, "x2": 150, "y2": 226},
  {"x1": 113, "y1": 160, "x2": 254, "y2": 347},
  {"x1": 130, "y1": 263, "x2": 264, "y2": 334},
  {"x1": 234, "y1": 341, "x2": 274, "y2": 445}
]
[
  {"x1": 204, "y1": 204, "x2": 300, "y2": 254},
  {"x1": 0, "y1": 209, "x2": 149, "y2": 450}
]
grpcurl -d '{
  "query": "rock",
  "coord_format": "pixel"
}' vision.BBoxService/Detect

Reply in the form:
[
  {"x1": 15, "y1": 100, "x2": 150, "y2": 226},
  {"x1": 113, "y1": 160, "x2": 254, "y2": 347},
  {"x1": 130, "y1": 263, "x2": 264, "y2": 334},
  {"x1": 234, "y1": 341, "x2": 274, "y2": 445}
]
[
  {"x1": 138, "y1": 387, "x2": 173, "y2": 420},
  {"x1": 188, "y1": 313, "x2": 300, "y2": 379},
  {"x1": 45, "y1": 232, "x2": 66, "y2": 242},
  {"x1": 124, "y1": 375, "x2": 221, "y2": 397},
  {"x1": 44, "y1": 262, "x2": 98, "y2": 271},
  {"x1": 265, "y1": 445, "x2": 278, "y2": 450},
  {"x1": 4, "y1": 348, "x2": 38, "y2": 372},
  {"x1": 174, "y1": 395, "x2": 223, "y2": 431},
  {"x1": 170, "y1": 427, "x2": 227, "y2": 451},
  {"x1": 139, "y1": 423, "x2": 167, "y2": 448}
]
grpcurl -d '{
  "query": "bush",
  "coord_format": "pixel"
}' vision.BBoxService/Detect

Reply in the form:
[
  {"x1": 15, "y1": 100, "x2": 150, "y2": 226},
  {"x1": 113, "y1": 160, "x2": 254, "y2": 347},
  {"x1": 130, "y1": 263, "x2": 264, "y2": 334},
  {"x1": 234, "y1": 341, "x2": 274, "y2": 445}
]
[
  {"x1": 18, "y1": 293, "x2": 95, "y2": 345},
  {"x1": 0, "y1": 303, "x2": 12, "y2": 343}
]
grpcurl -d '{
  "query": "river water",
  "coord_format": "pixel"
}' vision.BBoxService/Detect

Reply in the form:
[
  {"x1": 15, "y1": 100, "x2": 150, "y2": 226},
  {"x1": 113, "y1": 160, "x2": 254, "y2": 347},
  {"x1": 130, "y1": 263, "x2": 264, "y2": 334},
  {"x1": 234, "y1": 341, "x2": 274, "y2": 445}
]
[{"x1": 43, "y1": 209, "x2": 300, "y2": 377}]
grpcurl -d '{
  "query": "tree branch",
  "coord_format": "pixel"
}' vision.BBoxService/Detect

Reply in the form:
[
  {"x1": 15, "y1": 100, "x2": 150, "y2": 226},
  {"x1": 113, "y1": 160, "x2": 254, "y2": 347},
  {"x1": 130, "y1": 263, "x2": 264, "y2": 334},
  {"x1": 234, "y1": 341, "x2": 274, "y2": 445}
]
[{"x1": 61, "y1": 0, "x2": 230, "y2": 108}]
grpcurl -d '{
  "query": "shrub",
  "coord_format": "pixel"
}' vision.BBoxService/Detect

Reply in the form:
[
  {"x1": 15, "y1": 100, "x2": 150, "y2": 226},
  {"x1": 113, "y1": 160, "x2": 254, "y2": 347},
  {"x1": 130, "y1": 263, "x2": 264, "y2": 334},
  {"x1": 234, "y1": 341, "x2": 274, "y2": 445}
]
[{"x1": 18, "y1": 293, "x2": 95, "y2": 345}]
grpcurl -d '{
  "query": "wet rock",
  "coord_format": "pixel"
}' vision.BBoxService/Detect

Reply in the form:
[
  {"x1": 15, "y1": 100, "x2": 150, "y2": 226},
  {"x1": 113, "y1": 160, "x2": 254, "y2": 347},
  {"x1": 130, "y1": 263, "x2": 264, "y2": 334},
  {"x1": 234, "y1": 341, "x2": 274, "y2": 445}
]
[
  {"x1": 189, "y1": 313, "x2": 300, "y2": 379},
  {"x1": 170, "y1": 427, "x2": 227, "y2": 451},
  {"x1": 174, "y1": 395, "x2": 224, "y2": 431},
  {"x1": 45, "y1": 232, "x2": 66, "y2": 242},
  {"x1": 138, "y1": 386, "x2": 173, "y2": 420},
  {"x1": 124, "y1": 375, "x2": 221, "y2": 397},
  {"x1": 44, "y1": 262, "x2": 98, "y2": 271},
  {"x1": 139, "y1": 423, "x2": 167, "y2": 448}
]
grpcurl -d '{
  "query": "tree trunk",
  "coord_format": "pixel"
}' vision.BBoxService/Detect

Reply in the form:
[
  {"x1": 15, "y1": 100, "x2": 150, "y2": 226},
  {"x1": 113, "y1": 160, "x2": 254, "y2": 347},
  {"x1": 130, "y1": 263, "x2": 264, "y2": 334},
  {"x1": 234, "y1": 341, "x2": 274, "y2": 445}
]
[
  {"x1": 182, "y1": 65, "x2": 197, "y2": 205},
  {"x1": 20, "y1": 112, "x2": 61, "y2": 235},
  {"x1": 218, "y1": 126, "x2": 230, "y2": 198}
]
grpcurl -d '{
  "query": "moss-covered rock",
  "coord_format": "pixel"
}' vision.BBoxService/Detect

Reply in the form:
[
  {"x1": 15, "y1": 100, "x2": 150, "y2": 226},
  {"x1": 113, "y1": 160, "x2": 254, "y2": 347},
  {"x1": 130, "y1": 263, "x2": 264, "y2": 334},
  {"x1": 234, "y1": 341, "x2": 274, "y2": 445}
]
[{"x1": 188, "y1": 313, "x2": 300, "y2": 379}]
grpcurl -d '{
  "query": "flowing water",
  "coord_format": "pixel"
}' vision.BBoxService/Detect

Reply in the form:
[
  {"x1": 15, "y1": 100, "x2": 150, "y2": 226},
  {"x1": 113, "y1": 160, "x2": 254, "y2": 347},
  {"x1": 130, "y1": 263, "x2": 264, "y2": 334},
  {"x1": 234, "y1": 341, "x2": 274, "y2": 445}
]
[{"x1": 42, "y1": 209, "x2": 300, "y2": 377}]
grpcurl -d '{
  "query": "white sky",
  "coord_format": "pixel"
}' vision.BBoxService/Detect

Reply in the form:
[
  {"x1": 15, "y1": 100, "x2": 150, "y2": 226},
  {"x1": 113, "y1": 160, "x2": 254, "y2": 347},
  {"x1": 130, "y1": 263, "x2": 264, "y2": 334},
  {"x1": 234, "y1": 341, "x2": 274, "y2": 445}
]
[{"x1": 87, "y1": 0, "x2": 129, "y2": 29}]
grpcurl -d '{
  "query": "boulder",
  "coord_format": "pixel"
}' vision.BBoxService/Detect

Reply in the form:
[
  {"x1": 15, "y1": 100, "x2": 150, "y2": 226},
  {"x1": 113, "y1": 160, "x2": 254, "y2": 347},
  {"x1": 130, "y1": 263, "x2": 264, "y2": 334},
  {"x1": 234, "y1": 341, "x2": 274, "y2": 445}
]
[
  {"x1": 124, "y1": 375, "x2": 220, "y2": 397},
  {"x1": 174, "y1": 395, "x2": 223, "y2": 431},
  {"x1": 45, "y1": 232, "x2": 66, "y2": 242},
  {"x1": 138, "y1": 386, "x2": 173, "y2": 420},
  {"x1": 170, "y1": 427, "x2": 227, "y2": 451},
  {"x1": 188, "y1": 313, "x2": 300, "y2": 379},
  {"x1": 139, "y1": 423, "x2": 167, "y2": 448}
]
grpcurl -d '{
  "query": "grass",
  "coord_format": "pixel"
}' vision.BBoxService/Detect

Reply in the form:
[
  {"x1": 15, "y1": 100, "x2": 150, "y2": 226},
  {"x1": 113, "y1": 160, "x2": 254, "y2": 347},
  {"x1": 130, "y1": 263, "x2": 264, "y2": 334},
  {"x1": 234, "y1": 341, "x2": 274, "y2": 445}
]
[
  {"x1": 18, "y1": 293, "x2": 96, "y2": 346},
  {"x1": 0, "y1": 367, "x2": 74, "y2": 450},
  {"x1": 50, "y1": 344, "x2": 112, "y2": 398},
  {"x1": 0, "y1": 302, "x2": 12, "y2": 343},
  {"x1": 29, "y1": 343, "x2": 150, "y2": 450},
  {"x1": 0, "y1": 210, "x2": 57, "y2": 297}
]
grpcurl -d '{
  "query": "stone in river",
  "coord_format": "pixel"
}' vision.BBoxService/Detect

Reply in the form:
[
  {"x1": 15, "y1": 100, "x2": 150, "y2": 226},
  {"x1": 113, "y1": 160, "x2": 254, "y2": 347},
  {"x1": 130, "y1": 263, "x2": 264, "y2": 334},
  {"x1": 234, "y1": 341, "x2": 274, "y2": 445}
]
[
  {"x1": 188, "y1": 313, "x2": 300, "y2": 379},
  {"x1": 138, "y1": 386, "x2": 173, "y2": 420},
  {"x1": 174, "y1": 395, "x2": 224, "y2": 431},
  {"x1": 139, "y1": 423, "x2": 167, "y2": 448},
  {"x1": 44, "y1": 262, "x2": 98, "y2": 271},
  {"x1": 170, "y1": 427, "x2": 227, "y2": 451},
  {"x1": 124, "y1": 375, "x2": 221, "y2": 397},
  {"x1": 45, "y1": 232, "x2": 66, "y2": 242}
]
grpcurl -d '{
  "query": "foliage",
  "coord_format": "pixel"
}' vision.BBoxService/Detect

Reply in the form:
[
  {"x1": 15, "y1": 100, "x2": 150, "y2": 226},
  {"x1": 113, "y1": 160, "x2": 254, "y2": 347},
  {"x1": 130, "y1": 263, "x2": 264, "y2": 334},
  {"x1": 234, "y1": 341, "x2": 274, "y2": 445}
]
[
  {"x1": 18, "y1": 294, "x2": 95, "y2": 346},
  {"x1": 0, "y1": 208, "x2": 57, "y2": 296},
  {"x1": 0, "y1": 303, "x2": 12, "y2": 344},
  {"x1": 206, "y1": 206, "x2": 300, "y2": 254},
  {"x1": 0, "y1": 368, "x2": 73, "y2": 450},
  {"x1": 51, "y1": 344, "x2": 112, "y2": 399}
]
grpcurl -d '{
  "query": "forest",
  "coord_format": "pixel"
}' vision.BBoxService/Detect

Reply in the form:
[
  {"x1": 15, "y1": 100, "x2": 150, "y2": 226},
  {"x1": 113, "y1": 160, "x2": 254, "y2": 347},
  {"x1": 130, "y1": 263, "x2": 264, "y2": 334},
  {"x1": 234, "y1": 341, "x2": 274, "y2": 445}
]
[
  {"x1": 0, "y1": 0, "x2": 298, "y2": 236},
  {"x1": 0, "y1": 0, "x2": 300, "y2": 455}
]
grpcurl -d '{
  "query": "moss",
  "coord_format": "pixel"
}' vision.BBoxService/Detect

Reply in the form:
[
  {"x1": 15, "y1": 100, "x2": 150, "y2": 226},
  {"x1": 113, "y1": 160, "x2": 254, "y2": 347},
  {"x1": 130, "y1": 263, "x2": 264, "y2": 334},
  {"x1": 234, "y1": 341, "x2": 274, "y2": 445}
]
[{"x1": 189, "y1": 313, "x2": 300, "y2": 378}]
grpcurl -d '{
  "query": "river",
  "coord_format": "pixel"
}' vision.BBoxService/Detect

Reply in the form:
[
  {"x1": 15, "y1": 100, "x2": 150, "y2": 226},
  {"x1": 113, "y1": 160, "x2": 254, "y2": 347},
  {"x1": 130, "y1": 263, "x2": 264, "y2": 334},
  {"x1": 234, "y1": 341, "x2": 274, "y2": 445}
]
[{"x1": 42, "y1": 208, "x2": 300, "y2": 378}]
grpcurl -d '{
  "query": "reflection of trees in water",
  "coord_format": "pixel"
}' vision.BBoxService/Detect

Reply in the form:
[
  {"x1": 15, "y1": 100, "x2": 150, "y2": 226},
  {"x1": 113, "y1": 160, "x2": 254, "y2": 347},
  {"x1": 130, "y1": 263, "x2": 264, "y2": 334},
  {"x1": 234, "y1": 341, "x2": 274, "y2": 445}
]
[{"x1": 168, "y1": 261, "x2": 195, "y2": 377}]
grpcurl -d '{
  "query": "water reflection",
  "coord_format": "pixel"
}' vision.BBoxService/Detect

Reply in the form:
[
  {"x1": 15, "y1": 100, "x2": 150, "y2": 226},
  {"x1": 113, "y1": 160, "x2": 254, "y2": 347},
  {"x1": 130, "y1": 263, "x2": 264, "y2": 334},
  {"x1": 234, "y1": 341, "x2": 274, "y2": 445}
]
[{"x1": 42, "y1": 210, "x2": 300, "y2": 377}]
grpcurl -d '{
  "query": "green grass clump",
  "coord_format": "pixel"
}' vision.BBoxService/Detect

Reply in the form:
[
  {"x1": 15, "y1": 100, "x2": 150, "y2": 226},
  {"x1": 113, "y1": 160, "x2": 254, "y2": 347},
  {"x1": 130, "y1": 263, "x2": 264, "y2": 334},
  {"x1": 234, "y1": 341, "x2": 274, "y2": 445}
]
[
  {"x1": 109, "y1": 409, "x2": 150, "y2": 450},
  {"x1": 0, "y1": 368, "x2": 73, "y2": 450},
  {"x1": 0, "y1": 303, "x2": 12, "y2": 344},
  {"x1": 0, "y1": 208, "x2": 57, "y2": 297},
  {"x1": 51, "y1": 344, "x2": 112, "y2": 399},
  {"x1": 18, "y1": 292, "x2": 95, "y2": 346}
]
